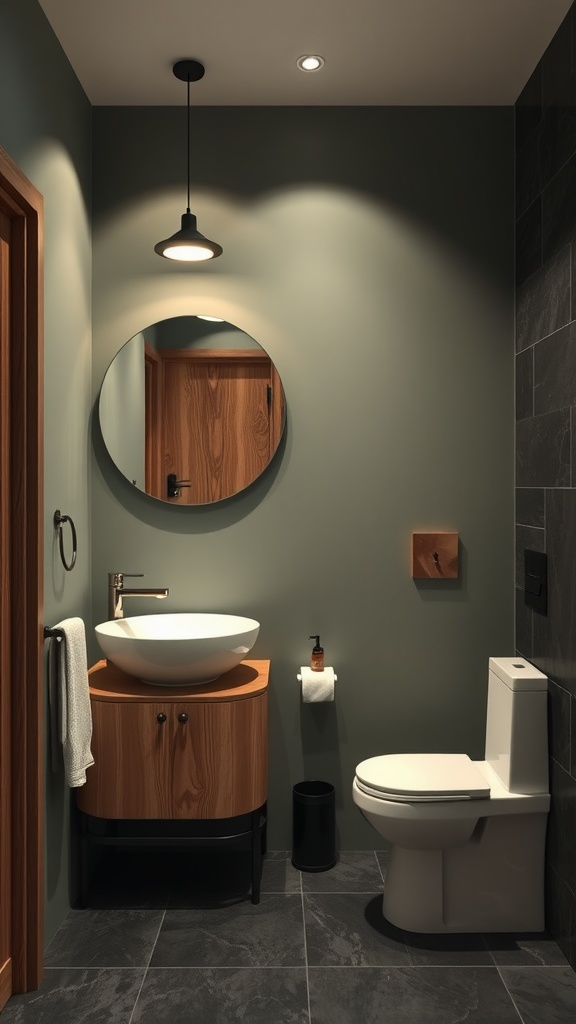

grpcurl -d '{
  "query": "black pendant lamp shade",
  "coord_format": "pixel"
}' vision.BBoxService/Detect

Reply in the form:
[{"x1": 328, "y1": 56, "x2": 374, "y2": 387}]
[
  {"x1": 154, "y1": 60, "x2": 222, "y2": 262},
  {"x1": 154, "y1": 210, "x2": 222, "y2": 261}
]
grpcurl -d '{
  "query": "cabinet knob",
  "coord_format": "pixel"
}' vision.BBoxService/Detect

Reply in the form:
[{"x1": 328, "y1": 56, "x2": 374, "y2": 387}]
[
  {"x1": 177, "y1": 712, "x2": 188, "y2": 724},
  {"x1": 156, "y1": 713, "x2": 167, "y2": 724}
]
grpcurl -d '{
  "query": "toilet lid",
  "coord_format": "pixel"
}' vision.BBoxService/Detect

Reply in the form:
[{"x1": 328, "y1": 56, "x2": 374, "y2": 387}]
[{"x1": 355, "y1": 753, "x2": 490, "y2": 802}]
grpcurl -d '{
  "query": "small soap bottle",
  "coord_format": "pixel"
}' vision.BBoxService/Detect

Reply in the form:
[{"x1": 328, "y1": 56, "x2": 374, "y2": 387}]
[{"x1": 309, "y1": 635, "x2": 324, "y2": 672}]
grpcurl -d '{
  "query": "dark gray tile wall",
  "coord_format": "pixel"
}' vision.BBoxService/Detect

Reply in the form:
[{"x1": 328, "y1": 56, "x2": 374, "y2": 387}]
[{"x1": 515, "y1": 1, "x2": 576, "y2": 971}]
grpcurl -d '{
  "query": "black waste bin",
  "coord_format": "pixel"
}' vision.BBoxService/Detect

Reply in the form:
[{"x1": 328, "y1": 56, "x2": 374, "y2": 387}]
[{"x1": 292, "y1": 780, "x2": 336, "y2": 871}]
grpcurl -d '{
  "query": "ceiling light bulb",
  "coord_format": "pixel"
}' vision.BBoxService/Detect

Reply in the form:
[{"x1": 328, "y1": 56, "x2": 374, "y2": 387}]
[
  {"x1": 297, "y1": 55, "x2": 325, "y2": 72},
  {"x1": 161, "y1": 243, "x2": 216, "y2": 262}
]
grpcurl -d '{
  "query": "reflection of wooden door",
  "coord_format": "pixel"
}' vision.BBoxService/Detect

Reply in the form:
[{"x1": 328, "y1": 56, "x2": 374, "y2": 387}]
[{"x1": 161, "y1": 349, "x2": 283, "y2": 504}]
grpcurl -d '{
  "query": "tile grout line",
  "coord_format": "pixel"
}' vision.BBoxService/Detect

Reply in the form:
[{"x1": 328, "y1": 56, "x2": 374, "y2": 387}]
[
  {"x1": 299, "y1": 869, "x2": 313, "y2": 1024},
  {"x1": 289, "y1": 964, "x2": 509, "y2": 970},
  {"x1": 494, "y1": 964, "x2": 530, "y2": 1024},
  {"x1": 127, "y1": 908, "x2": 166, "y2": 1024},
  {"x1": 479, "y1": 931, "x2": 496, "y2": 966},
  {"x1": 300, "y1": 890, "x2": 388, "y2": 895},
  {"x1": 40, "y1": 963, "x2": 568, "y2": 972}
]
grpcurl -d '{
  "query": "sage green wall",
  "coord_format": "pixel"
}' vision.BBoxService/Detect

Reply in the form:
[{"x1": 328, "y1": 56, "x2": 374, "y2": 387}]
[
  {"x1": 92, "y1": 106, "x2": 514, "y2": 848},
  {"x1": 0, "y1": 0, "x2": 92, "y2": 941}
]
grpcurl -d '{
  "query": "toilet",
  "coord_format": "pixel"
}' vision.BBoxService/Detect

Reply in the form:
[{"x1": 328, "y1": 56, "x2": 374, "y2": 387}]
[{"x1": 352, "y1": 657, "x2": 550, "y2": 933}]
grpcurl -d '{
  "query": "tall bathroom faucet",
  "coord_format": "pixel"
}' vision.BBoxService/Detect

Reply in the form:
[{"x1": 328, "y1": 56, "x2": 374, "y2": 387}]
[{"x1": 108, "y1": 572, "x2": 169, "y2": 620}]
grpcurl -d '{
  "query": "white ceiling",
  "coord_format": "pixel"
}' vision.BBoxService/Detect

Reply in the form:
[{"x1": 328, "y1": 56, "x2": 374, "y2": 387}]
[{"x1": 38, "y1": 0, "x2": 573, "y2": 106}]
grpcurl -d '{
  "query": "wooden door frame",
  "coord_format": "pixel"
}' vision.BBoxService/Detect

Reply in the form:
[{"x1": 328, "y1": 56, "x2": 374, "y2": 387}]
[
  {"x1": 144, "y1": 342, "x2": 161, "y2": 498},
  {"x1": 0, "y1": 146, "x2": 44, "y2": 992}
]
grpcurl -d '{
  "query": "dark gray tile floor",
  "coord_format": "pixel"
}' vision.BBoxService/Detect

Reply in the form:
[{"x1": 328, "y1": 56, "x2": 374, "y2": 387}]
[{"x1": 4, "y1": 850, "x2": 576, "y2": 1023}]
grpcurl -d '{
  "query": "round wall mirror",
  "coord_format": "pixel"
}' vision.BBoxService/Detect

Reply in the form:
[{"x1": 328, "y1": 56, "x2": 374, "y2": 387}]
[{"x1": 99, "y1": 316, "x2": 286, "y2": 505}]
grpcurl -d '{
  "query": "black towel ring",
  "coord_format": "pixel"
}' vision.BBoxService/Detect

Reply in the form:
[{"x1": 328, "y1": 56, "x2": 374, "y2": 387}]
[{"x1": 54, "y1": 509, "x2": 77, "y2": 572}]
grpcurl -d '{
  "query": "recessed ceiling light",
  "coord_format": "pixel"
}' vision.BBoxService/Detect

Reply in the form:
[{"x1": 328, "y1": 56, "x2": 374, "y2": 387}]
[{"x1": 297, "y1": 55, "x2": 325, "y2": 72}]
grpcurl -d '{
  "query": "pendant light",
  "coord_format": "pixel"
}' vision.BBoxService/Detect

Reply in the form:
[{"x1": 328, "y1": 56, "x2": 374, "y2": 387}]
[{"x1": 154, "y1": 59, "x2": 222, "y2": 262}]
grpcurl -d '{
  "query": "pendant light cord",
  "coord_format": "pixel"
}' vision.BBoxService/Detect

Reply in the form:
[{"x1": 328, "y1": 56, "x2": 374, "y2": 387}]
[{"x1": 186, "y1": 74, "x2": 191, "y2": 214}]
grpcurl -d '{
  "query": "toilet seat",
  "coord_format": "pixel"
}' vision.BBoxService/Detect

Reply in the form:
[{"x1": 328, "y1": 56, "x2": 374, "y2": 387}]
[{"x1": 355, "y1": 753, "x2": 491, "y2": 803}]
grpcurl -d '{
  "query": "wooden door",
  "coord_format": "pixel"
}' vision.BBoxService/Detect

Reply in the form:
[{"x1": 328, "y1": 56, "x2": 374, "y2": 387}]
[
  {"x1": 0, "y1": 147, "x2": 44, "y2": 999},
  {"x1": 161, "y1": 349, "x2": 283, "y2": 504},
  {"x1": 0, "y1": 207, "x2": 12, "y2": 1011}
]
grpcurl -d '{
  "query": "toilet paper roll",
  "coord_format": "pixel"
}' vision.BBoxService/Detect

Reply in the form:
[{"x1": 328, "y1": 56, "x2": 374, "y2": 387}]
[{"x1": 298, "y1": 666, "x2": 336, "y2": 702}]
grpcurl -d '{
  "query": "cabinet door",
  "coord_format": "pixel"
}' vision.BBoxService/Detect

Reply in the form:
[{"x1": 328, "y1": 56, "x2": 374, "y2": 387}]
[
  {"x1": 171, "y1": 696, "x2": 268, "y2": 818},
  {"x1": 77, "y1": 701, "x2": 173, "y2": 818},
  {"x1": 77, "y1": 694, "x2": 268, "y2": 820}
]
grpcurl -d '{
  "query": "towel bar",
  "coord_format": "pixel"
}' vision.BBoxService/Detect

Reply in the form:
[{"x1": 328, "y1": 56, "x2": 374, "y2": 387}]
[{"x1": 44, "y1": 626, "x2": 65, "y2": 641}]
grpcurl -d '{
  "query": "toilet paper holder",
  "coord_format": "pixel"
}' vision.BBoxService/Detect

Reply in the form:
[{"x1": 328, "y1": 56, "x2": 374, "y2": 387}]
[
  {"x1": 297, "y1": 666, "x2": 337, "y2": 703},
  {"x1": 297, "y1": 669, "x2": 338, "y2": 682}
]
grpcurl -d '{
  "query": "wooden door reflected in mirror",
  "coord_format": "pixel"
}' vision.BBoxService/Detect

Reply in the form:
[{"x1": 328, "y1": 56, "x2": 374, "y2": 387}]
[{"x1": 99, "y1": 317, "x2": 286, "y2": 505}]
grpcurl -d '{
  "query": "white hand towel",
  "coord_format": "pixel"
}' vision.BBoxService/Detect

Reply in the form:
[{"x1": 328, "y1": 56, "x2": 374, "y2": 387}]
[{"x1": 54, "y1": 617, "x2": 94, "y2": 787}]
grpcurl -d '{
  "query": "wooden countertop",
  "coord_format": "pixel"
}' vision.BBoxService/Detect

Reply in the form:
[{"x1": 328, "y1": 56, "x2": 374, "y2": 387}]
[{"x1": 88, "y1": 659, "x2": 270, "y2": 702}]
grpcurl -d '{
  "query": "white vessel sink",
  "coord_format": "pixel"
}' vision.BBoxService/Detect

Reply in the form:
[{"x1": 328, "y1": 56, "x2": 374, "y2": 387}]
[{"x1": 95, "y1": 612, "x2": 260, "y2": 686}]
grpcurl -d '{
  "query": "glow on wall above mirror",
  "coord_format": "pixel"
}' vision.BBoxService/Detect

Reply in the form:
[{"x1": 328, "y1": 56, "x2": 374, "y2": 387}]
[{"x1": 98, "y1": 316, "x2": 286, "y2": 506}]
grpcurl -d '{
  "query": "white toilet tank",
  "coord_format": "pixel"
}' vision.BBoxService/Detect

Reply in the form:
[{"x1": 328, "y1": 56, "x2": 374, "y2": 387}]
[{"x1": 485, "y1": 657, "x2": 548, "y2": 794}]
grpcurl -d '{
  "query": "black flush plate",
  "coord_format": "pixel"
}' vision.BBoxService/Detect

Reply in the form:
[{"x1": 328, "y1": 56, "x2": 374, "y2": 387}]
[{"x1": 524, "y1": 549, "x2": 548, "y2": 615}]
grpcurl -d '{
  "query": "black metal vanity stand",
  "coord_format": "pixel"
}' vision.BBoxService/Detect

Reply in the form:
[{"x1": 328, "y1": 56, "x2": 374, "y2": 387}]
[{"x1": 77, "y1": 804, "x2": 267, "y2": 906}]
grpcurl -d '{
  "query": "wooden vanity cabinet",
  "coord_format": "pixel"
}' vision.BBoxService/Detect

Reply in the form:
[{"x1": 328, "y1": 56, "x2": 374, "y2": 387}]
[{"x1": 76, "y1": 660, "x2": 269, "y2": 902}]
